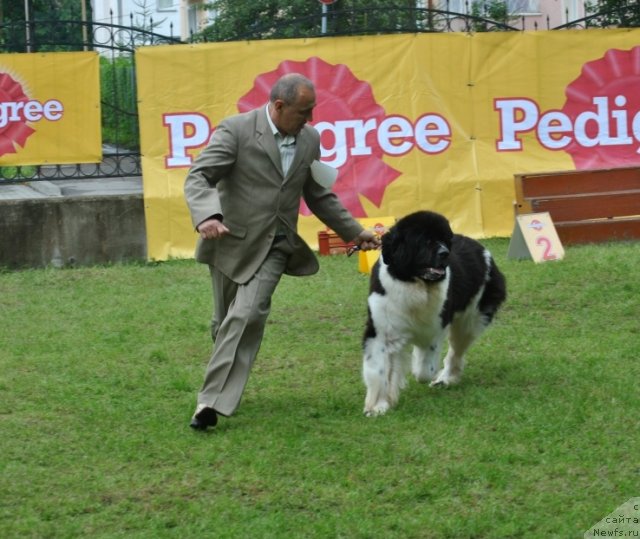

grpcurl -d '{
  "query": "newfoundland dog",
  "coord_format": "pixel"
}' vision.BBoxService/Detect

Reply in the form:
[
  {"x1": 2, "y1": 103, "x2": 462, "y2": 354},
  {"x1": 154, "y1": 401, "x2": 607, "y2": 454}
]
[{"x1": 362, "y1": 211, "x2": 507, "y2": 416}]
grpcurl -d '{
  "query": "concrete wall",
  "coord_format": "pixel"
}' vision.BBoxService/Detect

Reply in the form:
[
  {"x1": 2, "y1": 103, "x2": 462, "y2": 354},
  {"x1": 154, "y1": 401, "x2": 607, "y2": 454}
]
[{"x1": 0, "y1": 194, "x2": 147, "y2": 270}]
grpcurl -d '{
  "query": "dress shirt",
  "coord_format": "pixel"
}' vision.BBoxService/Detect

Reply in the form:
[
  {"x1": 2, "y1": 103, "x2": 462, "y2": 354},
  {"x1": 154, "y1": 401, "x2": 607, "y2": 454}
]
[
  {"x1": 266, "y1": 104, "x2": 297, "y2": 236},
  {"x1": 265, "y1": 104, "x2": 296, "y2": 176}
]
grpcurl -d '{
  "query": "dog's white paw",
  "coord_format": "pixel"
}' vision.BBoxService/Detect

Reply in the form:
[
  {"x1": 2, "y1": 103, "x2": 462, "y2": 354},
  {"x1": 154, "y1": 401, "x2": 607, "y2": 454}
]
[
  {"x1": 364, "y1": 400, "x2": 390, "y2": 417},
  {"x1": 412, "y1": 364, "x2": 438, "y2": 384},
  {"x1": 429, "y1": 370, "x2": 461, "y2": 387}
]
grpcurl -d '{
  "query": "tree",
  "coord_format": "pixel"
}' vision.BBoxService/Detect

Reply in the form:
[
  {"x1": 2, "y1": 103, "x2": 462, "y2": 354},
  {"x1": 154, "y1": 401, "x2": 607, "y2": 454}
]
[
  {"x1": 198, "y1": 0, "x2": 431, "y2": 41},
  {"x1": 0, "y1": 0, "x2": 93, "y2": 52},
  {"x1": 130, "y1": 0, "x2": 167, "y2": 34},
  {"x1": 0, "y1": 0, "x2": 87, "y2": 23},
  {"x1": 585, "y1": 0, "x2": 640, "y2": 27},
  {"x1": 469, "y1": 0, "x2": 518, "y2": 31}
]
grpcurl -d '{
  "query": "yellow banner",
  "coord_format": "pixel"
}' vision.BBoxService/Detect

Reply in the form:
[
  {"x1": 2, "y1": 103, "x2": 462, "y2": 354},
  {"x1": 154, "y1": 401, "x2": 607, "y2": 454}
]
[
  {"x1": 0, "y1": 51, "x2": 101, "y2": 165},
  {"x1": 136, "y1": 29, "x2": 640, "y2": 261}
]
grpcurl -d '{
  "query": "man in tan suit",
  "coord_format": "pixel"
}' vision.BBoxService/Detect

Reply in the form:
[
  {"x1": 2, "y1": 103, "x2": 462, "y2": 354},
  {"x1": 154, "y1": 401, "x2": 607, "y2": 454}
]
[{"x1": 185, "y1": 73, "x2": 379, "y2": 430}]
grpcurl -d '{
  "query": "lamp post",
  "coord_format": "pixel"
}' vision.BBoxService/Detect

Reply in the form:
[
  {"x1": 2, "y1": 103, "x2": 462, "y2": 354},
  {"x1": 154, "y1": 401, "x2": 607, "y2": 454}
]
[
  {"x1": 80, "y1": 0, "x2": 88, "y2": 51},
  {"x1": 318, "y1": 0, "x2": 337, "y2": 35},
  {"x1": 24, "y1": 0, "x2": 31, "y2": 52}
]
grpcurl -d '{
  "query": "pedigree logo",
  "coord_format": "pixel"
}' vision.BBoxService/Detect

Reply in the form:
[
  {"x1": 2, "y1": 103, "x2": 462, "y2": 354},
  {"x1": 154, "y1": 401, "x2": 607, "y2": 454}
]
[
  {"x1": 495, "y1": 47, "x2": 640, "y2": 169},
  {"x1": 163, "y1": 57, "x2": 451, "y2": 217},
  {"x1": 163, "y1": 49, "x2": 640, "y2": 217},
  {"x1": 0, "y1": 72, "x2": 64, "y2": 158}
]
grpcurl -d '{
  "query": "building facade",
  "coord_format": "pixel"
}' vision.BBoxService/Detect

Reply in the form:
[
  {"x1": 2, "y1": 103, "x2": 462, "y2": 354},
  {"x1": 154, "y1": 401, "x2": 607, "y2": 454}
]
[{"x1": 90, "y1": 0, "x2": 214, "y2": 41}]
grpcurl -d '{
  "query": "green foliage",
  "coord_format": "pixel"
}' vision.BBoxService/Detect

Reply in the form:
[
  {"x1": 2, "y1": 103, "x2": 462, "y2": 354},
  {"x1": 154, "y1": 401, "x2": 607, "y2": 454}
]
[
  {"x1": 0, "y1": 0, "x2": 85, "y2": 21},
  {"x1": 100, "y1": 56, "x2": 139, "y2": 150},
  {"x1": 0, "y1": 166, "x2": 37, "y2": 181},
  {"x1": 1, "y1": 239, "x2": 639, "y2": 537},
  {"x1": 470, "y1": 0, "x2": 514, "y2": 31},
  {"x1": 0, "y1": 0, "x2": 92, "y2": 52},
  {"x1": 585, "y1": 0, "x2": 640, "y2": 27},
  {"x1": 198, "y1": 0, "x2": 431, "y2": 41}
]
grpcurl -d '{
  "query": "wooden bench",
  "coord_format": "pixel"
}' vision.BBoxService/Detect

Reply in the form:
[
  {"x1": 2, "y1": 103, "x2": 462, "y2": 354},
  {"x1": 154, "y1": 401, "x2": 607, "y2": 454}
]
[{"x1": 513, "y1": 167, "x2": 640, "y2": 245}]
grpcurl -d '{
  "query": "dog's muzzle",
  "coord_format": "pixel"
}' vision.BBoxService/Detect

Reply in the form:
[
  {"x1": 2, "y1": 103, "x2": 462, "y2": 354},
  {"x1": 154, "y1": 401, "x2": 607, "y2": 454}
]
[
  {"x1": 418, "y1": 242, "x2": 449, "y2": 282},
  {"x1": 418, "y1": 267, "x2": 447, "y2": 281}
]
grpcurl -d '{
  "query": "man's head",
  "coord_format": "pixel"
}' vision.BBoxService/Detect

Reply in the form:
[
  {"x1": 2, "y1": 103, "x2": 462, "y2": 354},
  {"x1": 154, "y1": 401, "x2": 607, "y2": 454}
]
[{"x1": 269, "y1": 73, "x2": 316, "y2": 136}]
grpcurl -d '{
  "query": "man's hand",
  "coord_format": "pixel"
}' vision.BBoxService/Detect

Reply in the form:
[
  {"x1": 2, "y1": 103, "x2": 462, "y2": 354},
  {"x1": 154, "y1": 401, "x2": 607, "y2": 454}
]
[
  {"x1": 197, "y1": 218, "x2": 230, "y2": 240},
  {"x1": 352, "y1": 229, "x2": 381, "y2": 251}
]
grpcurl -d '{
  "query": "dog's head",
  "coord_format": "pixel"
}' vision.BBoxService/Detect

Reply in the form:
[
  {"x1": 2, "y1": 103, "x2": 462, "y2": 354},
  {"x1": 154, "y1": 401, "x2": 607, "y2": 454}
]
[{"x1": 381, "y1": 211, "x2": 453, "y2": 283}]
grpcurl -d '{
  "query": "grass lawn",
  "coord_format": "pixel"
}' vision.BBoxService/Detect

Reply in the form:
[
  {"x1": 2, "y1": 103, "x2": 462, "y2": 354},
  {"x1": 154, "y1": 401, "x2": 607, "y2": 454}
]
[{"x1": 1, "y1": 238, "x2": 638, "y2": 538}]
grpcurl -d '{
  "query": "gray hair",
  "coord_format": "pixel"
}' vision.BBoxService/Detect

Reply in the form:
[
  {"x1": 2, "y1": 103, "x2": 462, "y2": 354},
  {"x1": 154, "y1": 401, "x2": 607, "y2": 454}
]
[{"x1": 269, "y1": 73, "x2": 315, "y2": 105}]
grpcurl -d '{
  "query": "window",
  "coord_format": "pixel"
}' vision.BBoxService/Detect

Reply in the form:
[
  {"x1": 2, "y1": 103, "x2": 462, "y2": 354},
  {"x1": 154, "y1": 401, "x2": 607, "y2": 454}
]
[
  {"x1": 188, "y1": 4, "x2": 199, "y2": 35},
  {"x1": 507, "y1": 0, "x2": 540, "y2": 14},
  {"x1": 157, "y1": 0, "x2": 174, "y2": 10},
  {"x1": 563, "y1": 0, "x2": 584, "y2": 22},
  {"x1": 444, "y1": 0, "x2": 540, "y2": 15}
]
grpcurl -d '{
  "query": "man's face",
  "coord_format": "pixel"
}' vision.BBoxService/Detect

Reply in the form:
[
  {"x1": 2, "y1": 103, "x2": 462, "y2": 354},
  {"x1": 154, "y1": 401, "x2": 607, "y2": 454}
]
[{"x1": 272, "y1": 86, "x2": 316, "y2": 136}]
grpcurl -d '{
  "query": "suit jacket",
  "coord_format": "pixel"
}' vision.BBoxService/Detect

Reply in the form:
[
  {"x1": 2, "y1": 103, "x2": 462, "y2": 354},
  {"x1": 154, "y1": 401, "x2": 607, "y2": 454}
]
[{"x1": 184, "y1": 107, "x2": 363, "y2": 284}]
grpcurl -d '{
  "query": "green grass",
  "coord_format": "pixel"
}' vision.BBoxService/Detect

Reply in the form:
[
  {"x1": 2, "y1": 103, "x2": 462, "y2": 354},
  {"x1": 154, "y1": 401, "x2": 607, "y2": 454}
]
[{"x1": 1, "y1": 239, "x2": 638, "y2": 538}]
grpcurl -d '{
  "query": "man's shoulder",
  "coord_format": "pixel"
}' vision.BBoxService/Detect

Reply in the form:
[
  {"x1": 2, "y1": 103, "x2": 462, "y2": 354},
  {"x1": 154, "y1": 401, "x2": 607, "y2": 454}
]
[
  {"x1": 222, "y1": 108, "x2": 261, "y2": 128},
  {"x1": 300, "y1": 123, "x2": 320, "y2": 144}
]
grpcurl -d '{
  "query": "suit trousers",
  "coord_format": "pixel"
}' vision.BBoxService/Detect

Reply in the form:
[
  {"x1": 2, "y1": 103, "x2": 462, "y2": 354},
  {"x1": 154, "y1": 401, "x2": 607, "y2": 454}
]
[{"x1": 197, "y1": 237, "x2": 293, "y2": 416}]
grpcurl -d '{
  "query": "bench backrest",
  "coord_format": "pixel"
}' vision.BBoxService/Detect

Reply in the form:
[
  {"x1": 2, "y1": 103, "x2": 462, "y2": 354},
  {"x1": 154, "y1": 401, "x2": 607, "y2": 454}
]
[{"x1": 513, "y1": 166, "x2": 640, "y2": 244}]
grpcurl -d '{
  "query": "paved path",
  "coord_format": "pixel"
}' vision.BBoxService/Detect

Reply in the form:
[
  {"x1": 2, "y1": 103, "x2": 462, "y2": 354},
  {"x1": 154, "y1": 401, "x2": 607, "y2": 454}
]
[
  {"x1": 0, "y1": 177, "x2": 143, "y2": 200},
  {"x1": 0, "y1": 145, "x2": 143, "y2": 200}
]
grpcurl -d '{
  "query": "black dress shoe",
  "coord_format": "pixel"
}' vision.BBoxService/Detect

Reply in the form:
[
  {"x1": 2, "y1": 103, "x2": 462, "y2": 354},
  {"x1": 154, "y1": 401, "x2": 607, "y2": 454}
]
[{"x1": 190, "y1": 406, "x2": 218, "y2": 430}]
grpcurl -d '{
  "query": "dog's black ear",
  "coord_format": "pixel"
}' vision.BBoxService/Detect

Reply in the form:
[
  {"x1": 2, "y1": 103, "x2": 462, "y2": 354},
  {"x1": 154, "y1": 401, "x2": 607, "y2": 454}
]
[{"x1": 381, "y1": 228, "x2": 396, "y2": 265}]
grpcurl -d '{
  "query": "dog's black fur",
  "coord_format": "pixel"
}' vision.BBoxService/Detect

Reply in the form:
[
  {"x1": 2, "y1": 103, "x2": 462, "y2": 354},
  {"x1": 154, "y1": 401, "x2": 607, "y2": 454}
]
[{"x1": 362, "y1": 210, "x2": 506, "y2": 416}]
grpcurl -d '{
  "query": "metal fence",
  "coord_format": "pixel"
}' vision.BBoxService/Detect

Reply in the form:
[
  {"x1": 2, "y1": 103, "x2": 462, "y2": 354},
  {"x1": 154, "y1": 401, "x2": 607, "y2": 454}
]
[
  {"x1": 0, "y1": 15, "x2": 181, "y2": 184},
  {"x1": 1, "y1": 4, "x2": 638, "y2": 183}
]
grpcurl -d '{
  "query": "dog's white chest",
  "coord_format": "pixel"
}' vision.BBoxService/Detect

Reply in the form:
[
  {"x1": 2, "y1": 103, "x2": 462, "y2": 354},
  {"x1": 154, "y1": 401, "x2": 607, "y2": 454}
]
[{"x1": 369, "y1": 265, "x2": 448, "y2": 346}]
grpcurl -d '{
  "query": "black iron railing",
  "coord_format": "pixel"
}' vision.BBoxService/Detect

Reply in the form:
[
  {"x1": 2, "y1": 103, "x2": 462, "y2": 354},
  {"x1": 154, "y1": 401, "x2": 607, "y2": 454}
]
[
  {"x1": 2, "y1": 4, "x2": 639, "y2": 184},
  {"x1": 0, "y1": 16, "x2": 182, "y2": 184}
]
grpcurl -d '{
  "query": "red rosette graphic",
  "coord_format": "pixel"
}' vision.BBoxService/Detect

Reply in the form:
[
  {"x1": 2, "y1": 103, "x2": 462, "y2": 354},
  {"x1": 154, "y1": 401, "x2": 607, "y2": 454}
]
[
  {"x1": 561, "y1": 47, "x2": 640, "y2": 169},
  {"x1": 237, "y1": 57, "x2": 401, "y2": 217},
  {"x1": 0, "y1": 73, "x2": 36, "y2": 157}
]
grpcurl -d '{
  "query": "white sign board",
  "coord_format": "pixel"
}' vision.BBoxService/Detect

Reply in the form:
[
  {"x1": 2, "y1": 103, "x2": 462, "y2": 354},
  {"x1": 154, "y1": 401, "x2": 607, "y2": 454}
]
[{"x1": 507, "y1": 212, "x2": 565, "y2": 263}]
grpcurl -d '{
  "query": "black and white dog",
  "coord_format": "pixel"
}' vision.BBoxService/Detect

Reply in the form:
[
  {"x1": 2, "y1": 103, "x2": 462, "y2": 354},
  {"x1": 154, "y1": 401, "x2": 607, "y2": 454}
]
[{"x1": 362, "y1": 211, "x2": 507, "y2": 416}]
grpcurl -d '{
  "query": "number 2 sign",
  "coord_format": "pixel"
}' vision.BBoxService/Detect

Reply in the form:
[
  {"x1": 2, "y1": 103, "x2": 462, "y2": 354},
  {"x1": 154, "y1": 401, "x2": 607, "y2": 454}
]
[{"x1": 507, "y1": 212, "x2": 565, "y2": 263}]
